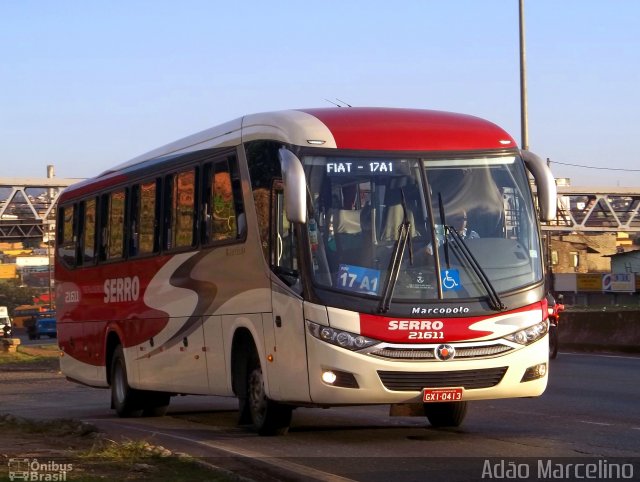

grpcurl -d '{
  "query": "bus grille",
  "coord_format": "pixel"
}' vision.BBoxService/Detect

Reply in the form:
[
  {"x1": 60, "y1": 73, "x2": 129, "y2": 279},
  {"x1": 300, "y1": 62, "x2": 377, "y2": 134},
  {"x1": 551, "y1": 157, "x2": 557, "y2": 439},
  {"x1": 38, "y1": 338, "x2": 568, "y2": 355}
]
[
  {"x1": 369, "y1": 344, "x2": 513, "y2": 360},
  {"x1": 377, "y1": 367, "x2": 508, "y2": 391}
]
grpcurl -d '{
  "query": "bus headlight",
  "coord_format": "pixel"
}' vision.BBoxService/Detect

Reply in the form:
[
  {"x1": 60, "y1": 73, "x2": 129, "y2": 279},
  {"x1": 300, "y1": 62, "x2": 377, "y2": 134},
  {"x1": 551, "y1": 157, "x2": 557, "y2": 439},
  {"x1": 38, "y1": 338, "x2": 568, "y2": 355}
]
[
  {"x1": 306, "y1": 320, "x2": 379, "y2": 351},
  {"x1": 505, "y1": 321, "x2": 548, "y2": 346}
]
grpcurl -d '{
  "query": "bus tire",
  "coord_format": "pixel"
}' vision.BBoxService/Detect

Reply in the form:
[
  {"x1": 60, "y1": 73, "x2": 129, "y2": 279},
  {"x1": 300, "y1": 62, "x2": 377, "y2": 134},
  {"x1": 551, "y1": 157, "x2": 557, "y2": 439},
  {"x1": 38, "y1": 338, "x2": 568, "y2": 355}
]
[
  {"x1": 424, "y1": 401, "x2": 468, "y2": 428},
  {"x1": 247, "y1": 357, "x2": 292, "y2": 436},
  {"x1": 110, "y1": 345, "x2": 143, "y2": 417}
]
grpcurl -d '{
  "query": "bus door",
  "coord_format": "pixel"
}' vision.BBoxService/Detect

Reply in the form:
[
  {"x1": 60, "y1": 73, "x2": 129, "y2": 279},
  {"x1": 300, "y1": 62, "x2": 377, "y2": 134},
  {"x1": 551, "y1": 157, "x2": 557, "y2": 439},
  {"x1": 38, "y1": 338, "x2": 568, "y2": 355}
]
[{"x1": 268, "y1": 185, "x2": 310, "y2": 402}]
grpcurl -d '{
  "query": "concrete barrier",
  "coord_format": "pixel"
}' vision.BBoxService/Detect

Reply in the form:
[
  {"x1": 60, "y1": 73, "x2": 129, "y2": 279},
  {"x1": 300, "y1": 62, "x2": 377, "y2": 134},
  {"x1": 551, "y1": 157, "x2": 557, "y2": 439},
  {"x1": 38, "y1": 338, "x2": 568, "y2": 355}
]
[
  {"x1": 1, "y1": 338, "x2": 21, "y2": 353},
  {"x1": 558, "y1": 310, "x2": 640, "y2": 353}
]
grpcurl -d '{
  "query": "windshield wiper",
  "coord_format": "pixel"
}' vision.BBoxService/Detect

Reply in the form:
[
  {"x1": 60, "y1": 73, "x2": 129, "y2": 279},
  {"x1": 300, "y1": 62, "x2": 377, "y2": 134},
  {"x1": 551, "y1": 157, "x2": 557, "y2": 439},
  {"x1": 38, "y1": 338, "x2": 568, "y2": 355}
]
[
  {"x1": 377, "y1": 189, "x2": 414, "y2": 313},
  {"x1": 438, "y1": 194, "x2": 450, "y2": 269},
  {"x1": 446, "y1": 227, "x2": 506, "y2": 311}
]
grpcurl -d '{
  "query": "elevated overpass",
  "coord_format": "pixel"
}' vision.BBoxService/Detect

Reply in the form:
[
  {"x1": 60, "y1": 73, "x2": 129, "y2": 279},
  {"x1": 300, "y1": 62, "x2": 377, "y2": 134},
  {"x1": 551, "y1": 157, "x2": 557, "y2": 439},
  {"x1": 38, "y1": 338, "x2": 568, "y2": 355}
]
[
  {"x1": 542, "y1": 186, "x2": 640, "y2": 233},
  {"x1": 0, "y1": 175, "x2": 82, "y2": 240}
]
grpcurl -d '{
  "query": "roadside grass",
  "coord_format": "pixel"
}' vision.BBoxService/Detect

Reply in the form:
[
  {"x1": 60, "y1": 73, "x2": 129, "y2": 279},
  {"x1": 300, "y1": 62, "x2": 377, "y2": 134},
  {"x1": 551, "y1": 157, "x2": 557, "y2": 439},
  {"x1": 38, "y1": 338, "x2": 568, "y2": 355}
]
[
  {"x1": 1, "y1": 350, "x2": 239, "y2": 480},
  {"x1": 0, "y1": 342, "x2": 59, "y2": 368},
  {"x1": 0, "y1": 414, "x2": 237, "y2": 481}
]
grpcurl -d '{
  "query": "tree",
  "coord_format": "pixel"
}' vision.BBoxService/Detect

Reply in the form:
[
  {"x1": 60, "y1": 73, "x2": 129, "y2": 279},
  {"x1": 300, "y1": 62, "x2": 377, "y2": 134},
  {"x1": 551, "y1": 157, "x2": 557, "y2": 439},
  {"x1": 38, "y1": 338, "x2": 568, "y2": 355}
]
[{"x1": 0, "y1": 279, "x2": 40, "y2": 314}]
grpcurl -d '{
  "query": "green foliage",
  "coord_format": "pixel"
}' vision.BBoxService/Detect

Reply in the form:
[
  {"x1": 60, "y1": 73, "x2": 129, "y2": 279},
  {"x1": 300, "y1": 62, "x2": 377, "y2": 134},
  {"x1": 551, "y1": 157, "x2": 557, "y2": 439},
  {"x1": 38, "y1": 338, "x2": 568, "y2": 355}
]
[{"x1": 0, "y1": 279, "x2": 40, "y2": 313}]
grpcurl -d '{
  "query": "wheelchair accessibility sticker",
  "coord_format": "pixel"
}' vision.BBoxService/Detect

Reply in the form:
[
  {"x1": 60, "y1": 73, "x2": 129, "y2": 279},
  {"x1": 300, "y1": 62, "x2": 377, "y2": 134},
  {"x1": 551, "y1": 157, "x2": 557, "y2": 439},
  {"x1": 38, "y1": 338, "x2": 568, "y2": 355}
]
[{"x1": 440, "y1": 269, "x2": 461, "y2": 291}]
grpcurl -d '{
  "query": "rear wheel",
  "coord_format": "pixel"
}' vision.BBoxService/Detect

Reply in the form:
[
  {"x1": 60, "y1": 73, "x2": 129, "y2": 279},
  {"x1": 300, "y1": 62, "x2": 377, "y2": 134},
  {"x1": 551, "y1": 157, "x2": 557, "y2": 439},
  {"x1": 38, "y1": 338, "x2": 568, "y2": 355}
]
[
  {"x1": 424, "y1": 401, "x2": 468, "y2": 427},
  {"x1": 246, "y1": 357, "x2": 292, "y2": 436}
]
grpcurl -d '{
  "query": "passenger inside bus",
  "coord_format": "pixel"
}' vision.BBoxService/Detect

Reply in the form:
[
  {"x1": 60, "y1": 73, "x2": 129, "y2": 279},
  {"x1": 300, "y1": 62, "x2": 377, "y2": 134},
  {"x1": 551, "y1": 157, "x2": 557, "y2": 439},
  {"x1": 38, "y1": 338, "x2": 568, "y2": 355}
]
[{"x1": 425, "y1": 210, "x2": 479, "y2": 255}]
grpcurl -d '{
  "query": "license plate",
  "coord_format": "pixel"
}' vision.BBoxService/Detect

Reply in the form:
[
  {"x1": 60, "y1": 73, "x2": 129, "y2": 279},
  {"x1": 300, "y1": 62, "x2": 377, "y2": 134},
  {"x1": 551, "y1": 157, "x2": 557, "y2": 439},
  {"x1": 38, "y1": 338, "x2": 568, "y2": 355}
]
[{"x1": 423, "y1": 387, "x2": 464, "y2": 402}]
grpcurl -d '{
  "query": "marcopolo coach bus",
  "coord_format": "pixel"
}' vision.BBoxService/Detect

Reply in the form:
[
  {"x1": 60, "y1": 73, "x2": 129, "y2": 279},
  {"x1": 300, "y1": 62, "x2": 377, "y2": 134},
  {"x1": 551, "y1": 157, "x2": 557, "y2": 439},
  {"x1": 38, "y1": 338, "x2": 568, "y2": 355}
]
[{"x1": 56, "y1": 107, "x2": 556, "y2": 435}]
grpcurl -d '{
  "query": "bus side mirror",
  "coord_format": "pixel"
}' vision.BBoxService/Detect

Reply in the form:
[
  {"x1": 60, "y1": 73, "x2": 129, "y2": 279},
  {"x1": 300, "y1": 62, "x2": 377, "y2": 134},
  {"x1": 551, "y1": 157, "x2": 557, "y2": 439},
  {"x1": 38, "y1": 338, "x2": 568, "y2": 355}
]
[
  {"x1": 521, "y1": 150, "x2": 557, "y2": 222},
  {"x1": 278, "y1": 148, "x2": 307, "y2": 224}
]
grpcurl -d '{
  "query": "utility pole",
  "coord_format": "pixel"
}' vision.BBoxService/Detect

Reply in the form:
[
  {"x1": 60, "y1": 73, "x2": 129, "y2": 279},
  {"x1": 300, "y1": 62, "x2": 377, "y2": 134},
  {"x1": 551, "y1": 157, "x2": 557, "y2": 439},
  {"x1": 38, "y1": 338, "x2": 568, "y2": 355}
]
[{"x1": 519, "y1": 0, "x2": 529, "y2": 151}]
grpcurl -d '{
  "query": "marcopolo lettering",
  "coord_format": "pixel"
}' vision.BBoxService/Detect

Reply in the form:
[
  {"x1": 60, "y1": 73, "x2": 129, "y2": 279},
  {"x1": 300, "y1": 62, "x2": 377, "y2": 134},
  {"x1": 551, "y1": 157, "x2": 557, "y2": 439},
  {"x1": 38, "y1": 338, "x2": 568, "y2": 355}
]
[
  {"x1": 412, "y1": 306, "x2": 470, "y2": 315},
  {"x1": 103, "y1": 276, "x2": 140, "y2": 303},
  {"x1": 388, "y1": 320, "x2": 444, "y2": 331}
]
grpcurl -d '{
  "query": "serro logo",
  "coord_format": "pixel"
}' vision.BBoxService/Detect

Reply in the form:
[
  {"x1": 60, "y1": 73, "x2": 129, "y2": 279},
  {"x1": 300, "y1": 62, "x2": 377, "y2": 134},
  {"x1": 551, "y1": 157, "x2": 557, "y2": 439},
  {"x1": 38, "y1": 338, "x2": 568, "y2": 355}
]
[
  {"x1": 435, "y1": 344, "x2": 456, "y2": 361},
  {"x1": 104, "y1": 276, "x2": 140, "y2": 303},
  {"x1": 388, "y1": 320, "x2": 444, "y2": 331}
]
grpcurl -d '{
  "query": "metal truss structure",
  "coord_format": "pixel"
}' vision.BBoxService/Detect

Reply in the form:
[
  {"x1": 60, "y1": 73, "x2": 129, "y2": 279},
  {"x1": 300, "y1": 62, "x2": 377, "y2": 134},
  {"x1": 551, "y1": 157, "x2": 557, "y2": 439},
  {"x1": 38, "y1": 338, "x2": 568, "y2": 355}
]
[
  {"x1": 0, "y1": 177, "x2": 81, "y2": 241},
  {"x1": 542, "y1": 186, "x2": 640, "y2": 233}
]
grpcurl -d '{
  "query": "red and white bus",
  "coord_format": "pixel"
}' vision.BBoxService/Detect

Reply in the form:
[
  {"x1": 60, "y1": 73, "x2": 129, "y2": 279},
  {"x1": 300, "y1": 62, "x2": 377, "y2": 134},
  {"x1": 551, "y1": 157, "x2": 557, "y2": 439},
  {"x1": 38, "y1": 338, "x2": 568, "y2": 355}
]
[{"x1": 56, "y1": 108, "x2": 557, "y2": 435}]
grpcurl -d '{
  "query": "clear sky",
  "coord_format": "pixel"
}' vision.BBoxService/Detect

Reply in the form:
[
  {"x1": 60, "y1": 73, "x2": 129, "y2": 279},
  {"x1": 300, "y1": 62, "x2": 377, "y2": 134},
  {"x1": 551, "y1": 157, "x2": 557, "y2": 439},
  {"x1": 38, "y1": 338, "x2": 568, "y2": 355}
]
[{"x1": 1, "y1": 0, "x2": 639, "y2": 186}]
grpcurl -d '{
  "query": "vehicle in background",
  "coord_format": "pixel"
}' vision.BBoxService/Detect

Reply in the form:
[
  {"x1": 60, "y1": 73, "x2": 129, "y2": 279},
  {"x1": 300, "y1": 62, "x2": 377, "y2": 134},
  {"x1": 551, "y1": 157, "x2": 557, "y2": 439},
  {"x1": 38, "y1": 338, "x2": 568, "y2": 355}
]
[
  {"x1": 0, "y1": 306, "x2": 12, "y2": 338},
  {"x1": 26, "y1": 310, "x2": 57, "y2": 340},
  {"x1": 12, "y1": 305, "x2": 46, "y2": 329}
]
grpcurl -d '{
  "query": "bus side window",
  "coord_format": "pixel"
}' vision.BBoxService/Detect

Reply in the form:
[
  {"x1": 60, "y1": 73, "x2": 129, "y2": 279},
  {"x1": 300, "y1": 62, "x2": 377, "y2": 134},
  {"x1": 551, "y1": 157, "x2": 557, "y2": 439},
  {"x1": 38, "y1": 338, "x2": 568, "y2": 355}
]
[
  {"x1": 128, "y1": 181, "x2": 158, "y2": 257},
  {"x1": 80, "y1": 197, "x2": 97, "y2": 265},
  {"x1": 138, "y1": 179, "x2": 159, "y2": 255},
  {"x1": 107, "y1": 190, "x2": 126, "y2": 260},
  {"x1": 165, "y1": 168, "x2": 197, "y2": 251},
  {"x1": 271, "y1": 181, "x2": 297, "y2": 275},
  {"x1": 246, "y1": 140, "x2": 283, "y2": 262},
  {"x1": 228, "y1": 155, "x2": 245, "y2": 237},
  {"x1": 57, "y1": 204, "x2": 77, "y2": 267},
  {"x1": 129, "y1": 184, "x2": 140, "y2": 256},
  {"x1": 203, "y1": 157, "x2": 239, "y2": 244},
  {"x1": 202, "y1": 155, "x2": 246, "y2": 244}
]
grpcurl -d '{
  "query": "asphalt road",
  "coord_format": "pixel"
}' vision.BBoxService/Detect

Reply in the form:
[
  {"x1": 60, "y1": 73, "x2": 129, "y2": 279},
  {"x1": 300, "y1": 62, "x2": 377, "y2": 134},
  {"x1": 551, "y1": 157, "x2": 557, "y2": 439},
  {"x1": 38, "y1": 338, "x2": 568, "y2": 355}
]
[{"x1": 2, "y1": 351, "x2": 639, "y2": 481}]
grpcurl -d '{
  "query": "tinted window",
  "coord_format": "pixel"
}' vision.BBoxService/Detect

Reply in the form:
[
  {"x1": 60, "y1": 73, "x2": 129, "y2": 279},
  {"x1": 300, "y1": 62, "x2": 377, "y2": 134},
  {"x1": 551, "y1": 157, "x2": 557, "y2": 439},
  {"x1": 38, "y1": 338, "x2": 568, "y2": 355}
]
[
  {"x1": 203, "y1": 157, "x2": 243, "y2": 243},
  {"x1": 57, "y1": 205, "x2": 76, "y2": 266},
  {"x1": 107, "y1": 190, "x2": 126, "y2": 260},
  {"x1": 130, "y1": 180, "x2": 158, "y2": 256},
  {"x1": 246, "y1": 141, "x2": 283, "y2": 261},
  {"x1": 82, "y1": 198, "x2": 97, "y2": 264},
  {"x1": 166, "y1": 169, "x2": 196, "y2": 249}
]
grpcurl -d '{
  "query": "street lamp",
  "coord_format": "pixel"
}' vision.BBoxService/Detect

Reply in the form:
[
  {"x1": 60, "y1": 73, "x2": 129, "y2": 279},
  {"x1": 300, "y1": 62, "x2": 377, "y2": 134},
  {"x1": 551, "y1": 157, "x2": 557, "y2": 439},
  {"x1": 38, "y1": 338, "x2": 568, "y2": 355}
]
[{"x1": 519, "y1": 0, "x2": 529, "y2": 150}]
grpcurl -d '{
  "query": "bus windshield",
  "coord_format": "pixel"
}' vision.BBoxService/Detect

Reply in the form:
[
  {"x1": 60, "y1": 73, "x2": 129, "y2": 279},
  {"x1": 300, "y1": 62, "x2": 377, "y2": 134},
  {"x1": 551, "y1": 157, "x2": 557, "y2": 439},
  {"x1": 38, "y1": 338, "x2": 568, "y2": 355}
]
[{"x1": 303, "y1": 153, "x2": 542, "y2": 302}]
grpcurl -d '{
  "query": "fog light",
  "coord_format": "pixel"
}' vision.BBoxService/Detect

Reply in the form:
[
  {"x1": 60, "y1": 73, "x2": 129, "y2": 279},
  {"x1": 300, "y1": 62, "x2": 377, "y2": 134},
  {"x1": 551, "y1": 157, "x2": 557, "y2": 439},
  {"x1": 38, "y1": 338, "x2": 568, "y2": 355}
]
[
  {"x1": 322, "y1": 370, "x2": 337, "y2": 384},
  {"x1": 521, "y1": 363, "x2": 547, "y2": 382}
]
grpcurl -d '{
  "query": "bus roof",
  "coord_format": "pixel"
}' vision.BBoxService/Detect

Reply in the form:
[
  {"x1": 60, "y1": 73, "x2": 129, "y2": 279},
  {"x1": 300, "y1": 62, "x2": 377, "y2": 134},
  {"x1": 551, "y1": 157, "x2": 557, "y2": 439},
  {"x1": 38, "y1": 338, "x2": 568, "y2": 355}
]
[{"x1": 61, "y1": 107, "x2": 516, "y2": 201}]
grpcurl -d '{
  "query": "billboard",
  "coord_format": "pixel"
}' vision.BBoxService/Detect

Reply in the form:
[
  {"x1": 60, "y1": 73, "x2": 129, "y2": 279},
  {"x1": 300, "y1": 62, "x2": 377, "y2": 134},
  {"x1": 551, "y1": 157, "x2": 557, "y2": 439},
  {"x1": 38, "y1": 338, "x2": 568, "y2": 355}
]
[
  {"x1": 602, "y1": 273, "x2": 635, "y2": 293},
  {"x1": 576, "y1": 274, "x2": 603, "y2": 292},
  {"x1": 16, "y1": 256, "x2": 49, "y2": 267}
]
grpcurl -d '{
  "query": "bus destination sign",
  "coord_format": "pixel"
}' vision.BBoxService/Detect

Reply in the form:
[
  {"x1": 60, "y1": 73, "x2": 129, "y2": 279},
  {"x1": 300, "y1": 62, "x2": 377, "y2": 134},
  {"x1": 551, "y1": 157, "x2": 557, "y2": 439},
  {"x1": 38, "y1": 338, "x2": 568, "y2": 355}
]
[{"x1": 326, "y1": 161, "x2": 394, "y2": 175}]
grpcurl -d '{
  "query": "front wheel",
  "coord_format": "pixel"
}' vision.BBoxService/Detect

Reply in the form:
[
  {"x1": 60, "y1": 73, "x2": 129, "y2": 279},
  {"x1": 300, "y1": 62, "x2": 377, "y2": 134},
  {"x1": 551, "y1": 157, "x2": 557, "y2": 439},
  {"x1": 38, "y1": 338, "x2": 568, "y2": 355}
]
[
  {"x1": 247, "y1": 359, "x2": 292, "y2": 436},
  {"x1": 424, "y1": 401, "x2": 468, "y2": 428}
]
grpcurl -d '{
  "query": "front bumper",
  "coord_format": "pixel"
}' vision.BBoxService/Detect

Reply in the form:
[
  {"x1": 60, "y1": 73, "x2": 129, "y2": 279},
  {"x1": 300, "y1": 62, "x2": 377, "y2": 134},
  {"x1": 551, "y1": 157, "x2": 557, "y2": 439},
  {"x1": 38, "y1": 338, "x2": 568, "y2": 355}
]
[{"x1": 306, "y1": 332, "x2": 548, "y2": 405}]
